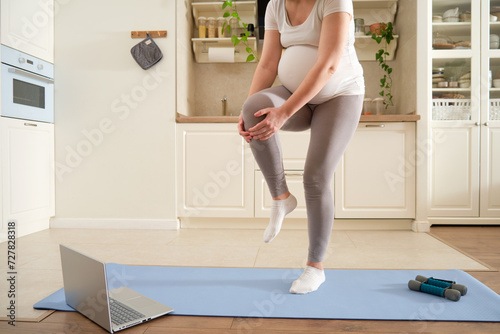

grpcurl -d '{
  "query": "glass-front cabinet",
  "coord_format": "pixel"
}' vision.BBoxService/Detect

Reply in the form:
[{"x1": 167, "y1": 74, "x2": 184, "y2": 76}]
[{"x1": 420, "y1": 0, "x2": 500, "y2": 221}]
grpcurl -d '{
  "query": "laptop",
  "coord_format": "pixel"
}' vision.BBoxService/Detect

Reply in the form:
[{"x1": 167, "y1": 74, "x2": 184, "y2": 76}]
[{"x1": 60, "y1": 244, "x2": 174, "y2": 333}]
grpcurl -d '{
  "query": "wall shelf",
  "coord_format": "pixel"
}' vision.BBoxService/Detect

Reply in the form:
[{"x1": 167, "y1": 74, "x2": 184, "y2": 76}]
[
  {"x1": 192, "y1": 1, "x2": 257, "y2": 27},
  {"x1": 192, "y1": 37, "x2": 257, "y2": 63},
  {"x1": 191, "y1": 1, "x2": 257, "y2": 63}
]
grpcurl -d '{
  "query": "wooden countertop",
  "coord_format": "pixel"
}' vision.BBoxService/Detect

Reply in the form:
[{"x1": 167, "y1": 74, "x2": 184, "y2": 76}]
[{"x1": 176, "y1": 113, "x2": 420, "y2": 123}]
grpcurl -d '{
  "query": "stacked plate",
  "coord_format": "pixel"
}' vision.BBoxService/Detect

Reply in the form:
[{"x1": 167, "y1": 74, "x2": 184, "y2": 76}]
[
  {"x1": 432, "y1": 68, "x2": 445, "y2": 88},
  {"x1": 458, "y1": 72, "x2": 471, "y2": 88}
]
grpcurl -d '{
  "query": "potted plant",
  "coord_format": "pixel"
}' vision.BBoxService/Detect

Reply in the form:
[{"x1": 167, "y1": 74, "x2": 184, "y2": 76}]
[
  {"x1": 367, "y1": 22, "x2": 395, "y2": 109},
  {"x1": 222, "y1": 0, "x2": 259, "y2": 62}
]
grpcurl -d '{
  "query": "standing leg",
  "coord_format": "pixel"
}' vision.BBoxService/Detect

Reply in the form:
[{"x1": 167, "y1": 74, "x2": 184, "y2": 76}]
[
  {"x1": 290, "y1": 94, "x2": 363, "y2": 294},
  {"x1": 241, "y1": 86, "x2": 312, "y2": 242}
]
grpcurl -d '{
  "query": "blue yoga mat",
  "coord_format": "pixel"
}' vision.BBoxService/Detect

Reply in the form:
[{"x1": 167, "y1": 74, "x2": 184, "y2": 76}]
[{"x1": 34, "y1": 264, "x2": 500, "y2": 322}]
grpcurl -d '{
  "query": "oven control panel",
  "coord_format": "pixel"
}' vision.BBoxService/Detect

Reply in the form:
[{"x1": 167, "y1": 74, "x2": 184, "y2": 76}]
[{"x1": 1, "y1": 44, "x2": 54, "y2": 79}]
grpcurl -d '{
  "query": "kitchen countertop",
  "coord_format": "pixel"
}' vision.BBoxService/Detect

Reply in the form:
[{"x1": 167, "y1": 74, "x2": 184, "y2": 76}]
[{"x1": 176, "y1": 113, "x2": 420, "y2": 123}]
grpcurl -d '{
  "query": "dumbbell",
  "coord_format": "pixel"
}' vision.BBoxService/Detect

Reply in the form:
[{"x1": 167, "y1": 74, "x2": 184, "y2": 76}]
[
  {"x1": 408, "y1": 280, "x2": 461, "y2": 301},
  {"x1": 415, "y1": 275, "x2": 467, "y2": 296}
]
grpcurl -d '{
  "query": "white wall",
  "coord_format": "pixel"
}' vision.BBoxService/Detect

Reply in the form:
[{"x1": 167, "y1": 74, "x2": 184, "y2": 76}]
[{"x1": 54, "y1": 0, "x2": 177, "y2": 225}]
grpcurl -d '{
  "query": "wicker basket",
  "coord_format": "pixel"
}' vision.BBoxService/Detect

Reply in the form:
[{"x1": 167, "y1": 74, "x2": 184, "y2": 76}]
[
  {"x1": 490, "y1": 99, "x2": 500, "y2": 120},
  {"x1": 432, "y1": 99, "x2": 471, "y2": 120}
]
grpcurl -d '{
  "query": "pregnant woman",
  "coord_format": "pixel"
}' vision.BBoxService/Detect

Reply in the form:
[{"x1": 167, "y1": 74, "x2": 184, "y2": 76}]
[{"x1": 238, "y1": 0, "x2": 365, "y2": 294}]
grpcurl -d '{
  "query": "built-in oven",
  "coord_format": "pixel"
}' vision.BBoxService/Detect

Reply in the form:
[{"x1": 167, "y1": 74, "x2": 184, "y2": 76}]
[{"x1": 1, "y1": 45, "x2": 54, "y2": 123}]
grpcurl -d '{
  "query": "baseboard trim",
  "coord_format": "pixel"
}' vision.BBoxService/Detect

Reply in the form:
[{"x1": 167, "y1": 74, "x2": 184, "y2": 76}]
[
  {"x1": 50, "y1": 218, "x2": 180, "y2": 230},
  {"x1": 428, "y1": 217, "x2": 500, "y2": 225},
  {"x1": 180, "y1": 217, "x2": 413, "y2": 230},
  {"x1": 412, "y1": 220, "x2": 431, "y2": 232}
]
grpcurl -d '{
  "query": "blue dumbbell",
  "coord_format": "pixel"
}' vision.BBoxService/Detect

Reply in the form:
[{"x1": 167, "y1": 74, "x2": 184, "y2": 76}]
[
  {"x1": 408, "y1": 280, "x2": 461, "y2": 301},
  {"x1": 415, "y1": 275, "x2": 467, "y2": 296}
]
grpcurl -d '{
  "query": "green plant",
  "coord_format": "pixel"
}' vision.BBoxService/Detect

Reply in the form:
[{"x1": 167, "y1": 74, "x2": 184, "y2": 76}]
[
  {"x1": 222, "y1": 0, "x2": 259, "y2": 62},
  {"x1": 368, "y1": 22, "x2": 395, "y2": 109}
]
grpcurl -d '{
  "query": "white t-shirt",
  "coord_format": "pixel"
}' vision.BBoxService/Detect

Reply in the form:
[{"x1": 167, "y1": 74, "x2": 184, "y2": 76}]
[{"x1": 265, "y1": 0, "x2": 365, "y2": 104}]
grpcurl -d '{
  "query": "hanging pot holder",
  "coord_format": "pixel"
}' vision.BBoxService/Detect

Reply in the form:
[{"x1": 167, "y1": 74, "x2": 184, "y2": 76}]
[{"x1": 130, "y1": 33, "x2": 163, "y2": 70}]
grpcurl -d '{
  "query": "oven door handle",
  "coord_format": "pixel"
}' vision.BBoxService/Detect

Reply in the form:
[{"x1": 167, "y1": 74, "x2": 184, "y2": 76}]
[{"x1": 8, "y1": 68, "x2": 54, "y2": 84}]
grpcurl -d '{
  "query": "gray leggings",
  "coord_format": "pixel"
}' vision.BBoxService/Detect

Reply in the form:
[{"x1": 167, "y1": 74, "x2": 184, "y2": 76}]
[{"x1": 242, "y1": 86, "x2": 363, "y2": 263}]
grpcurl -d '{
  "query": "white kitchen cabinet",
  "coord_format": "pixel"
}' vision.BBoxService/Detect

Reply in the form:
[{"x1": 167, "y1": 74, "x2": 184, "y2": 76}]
[
  {"x1": 417, "y1": 0, "x2": 500, "y2": 223},
  {"x1": 1, "y1": 117, "x2": 55, "y2": 241},
  {"x1": 335, "y1": 122, "x2": 416, "y2": 219},
  {"x1": 255, "y1": 170, "x2": 309, "y2": 218},
  {"x1": 176, "y1": 123, "x2": 254, "y2": 217},
  {"x1": 480, "y1": 121, "x2": 500, "y2": 216},
  {"x1": 178, "y1": 122, "x2": 416, "y2": 221},
  {"x1": 428, "y1": 123, "x2": 480, "y2": 216},
  {"x1": 1, "y1": 0, "x2": 54, "y2": 63},
  {"x1": 254, "y1": 130, "x2": 308, "y2": 219}
]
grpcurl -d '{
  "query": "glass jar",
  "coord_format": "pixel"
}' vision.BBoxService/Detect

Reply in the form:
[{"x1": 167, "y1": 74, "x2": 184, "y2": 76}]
[
  {"x1": 362, "y1": 98, "x2": 372, "y2": 115},
  {"x1": 217, "y1": 17, "x2": 226, "y2": 38},
  {"x1": 207, "y1": 17, "x2": 216, "y2": 38},
  {"x1": 198, "y1": 16, "x2": 207, "y2": 38},
  {"x1": 373, "y1": 98, "x2": 385, "y2": 115},
  {"x1": 354, "y1": 18, "x2": 365, "y2": 36},
  {"x1": 229, "y1": 17, "x2": 239, "y2": 36}
]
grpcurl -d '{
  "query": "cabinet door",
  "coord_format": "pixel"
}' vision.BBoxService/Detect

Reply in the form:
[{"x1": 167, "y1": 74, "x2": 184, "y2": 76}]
[
  {"x1": 428, "y1": 124, "x2": 480, "y2": 216},
  {"x1": 176, "y1": 124, "x2": 254, "y2": 217},
  {"x1": 335, "y1": 122, "x2": 416, "y2": 219},
  {"x1": 255, "y1": 171, "x2": 306, "y2": 219},
  {"x1": 255, "y1": 170, "x2": 335, "y2": 219},
  {"x1": 480, "y1": 123, "x2": 500, "y2": 217},
  {"x1": 1, "y1": 117, "x2": 55, "y2": 239},
  {"x1": 1, "y1": 0, "x2": 54, "y2": 63}
]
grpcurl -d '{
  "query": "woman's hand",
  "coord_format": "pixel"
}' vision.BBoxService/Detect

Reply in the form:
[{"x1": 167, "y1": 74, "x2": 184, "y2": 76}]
[
  {"x1": 248, "y1": 107, "x2": 289, "y2": 141},
  {"x1": 238, "y1": 113, "x2": 252, "y2": 143}
]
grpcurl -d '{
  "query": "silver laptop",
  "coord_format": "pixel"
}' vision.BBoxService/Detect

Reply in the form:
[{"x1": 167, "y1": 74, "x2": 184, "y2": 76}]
[{"x1": 60, "y1": 244, "x2": 174, "y2": 333}]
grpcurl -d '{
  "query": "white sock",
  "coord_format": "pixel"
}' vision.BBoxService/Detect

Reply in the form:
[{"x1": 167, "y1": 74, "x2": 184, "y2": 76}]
[
  {"x1": 289, "y1": 266, "x2": 326, "y2": 294},
  {"x1": 263, "y1": 194, "x2": 297, "y2": 243}
]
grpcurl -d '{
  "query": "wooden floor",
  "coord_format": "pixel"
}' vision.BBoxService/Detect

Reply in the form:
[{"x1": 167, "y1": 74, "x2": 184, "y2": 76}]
[{"x1": 2, "y1": 226, "x2": 499, "y2": 334}]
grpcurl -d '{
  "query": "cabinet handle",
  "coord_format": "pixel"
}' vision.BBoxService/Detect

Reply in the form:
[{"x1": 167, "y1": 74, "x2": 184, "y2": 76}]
[
  {"x1": 24, "y1": 122, "x2": 38, "y2": 127},
  {"x1": 365, "y1": 124, "x2": 385, "y2": 128},
  {"x1": 284, "y1": 171, "x2": 304, "y2": 177},
  {"x1": 475, "y1": 122, "x2": 480, "y2": 126},
  {"x1": 484, "y1": 122, "x2": 489, "y2": 126}
]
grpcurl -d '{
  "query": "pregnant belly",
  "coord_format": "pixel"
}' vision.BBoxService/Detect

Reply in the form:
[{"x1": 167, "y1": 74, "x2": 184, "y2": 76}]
[{"x1": 278, "y1": 45, "x2": 341, "y2": 104}]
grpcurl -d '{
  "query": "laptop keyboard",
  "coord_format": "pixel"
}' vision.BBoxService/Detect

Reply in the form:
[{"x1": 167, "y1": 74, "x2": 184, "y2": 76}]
[{"x1": 109, "y1": 298, "x2": 146, "y2": 326}]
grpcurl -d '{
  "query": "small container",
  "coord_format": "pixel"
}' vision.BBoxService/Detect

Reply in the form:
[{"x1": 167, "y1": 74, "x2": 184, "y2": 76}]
[
  {"x1": 373, "y1": 98, "x2": 384, "y2": 115},
  {"x1": 493, "y1": 79, "x2": 500, "y2": 88},
  {"x1": 207, "y1": 17, "x2": 216, "y2": 38},
  {"x1": 459, "y1": 12, "x2": 471, "y2": 22},
  {"x1": 362, "y1": 98, "x2": 372, "y2": 115},
  {"x1": 198, "y1": 16, "x2": 207, "y2": 38},
  {"x1": 491, "y1": 34, "x2": 500, "y2": 49},
  {"x1": 459, "y1": 81, "x2": 471, "y2": 88},
  {"x1": 449, "y1": 81, "x2": 459, "y2": 88},
  {"x1": 438, "y1": 81, "x2": 449, "y2": 88},
  {"x1": 247, "y1": 23, "x2": 255, "y2": 37},
  {"x1": 354, "y1": 18, "x2": 365, "y2": 36},
  {"x1": 229, "y1": 17, "x2": 239, "y2": 35},
  {"x1": 432, "y1": 15, "x2": 443, "y2": 22},
  {"x1": 217, "y1": 17, "x2": 226, "y2": 38}
]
